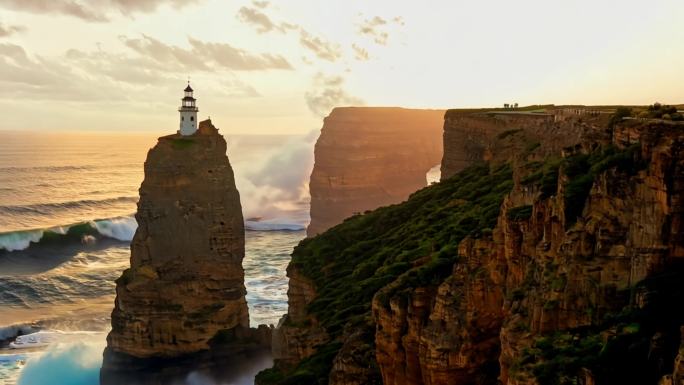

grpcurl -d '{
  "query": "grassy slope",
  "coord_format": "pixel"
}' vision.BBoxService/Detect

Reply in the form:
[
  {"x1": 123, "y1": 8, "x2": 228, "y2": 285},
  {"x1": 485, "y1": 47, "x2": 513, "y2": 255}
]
[{"x1": 259, "y1": 163, "x2": 514, "y2": 384}]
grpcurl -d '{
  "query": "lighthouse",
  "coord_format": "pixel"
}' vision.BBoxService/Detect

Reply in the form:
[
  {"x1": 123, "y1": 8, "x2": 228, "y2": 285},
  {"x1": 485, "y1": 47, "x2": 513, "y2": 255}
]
[{"x1": 179, "y1": 83, "x2": 199, "y2": 136}]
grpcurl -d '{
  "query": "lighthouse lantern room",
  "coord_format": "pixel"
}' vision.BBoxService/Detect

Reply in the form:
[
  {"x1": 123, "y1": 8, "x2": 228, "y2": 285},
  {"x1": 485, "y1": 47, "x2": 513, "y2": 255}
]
[{"x1": 179, "y1": 82, "x2": 199, "y2": 136}]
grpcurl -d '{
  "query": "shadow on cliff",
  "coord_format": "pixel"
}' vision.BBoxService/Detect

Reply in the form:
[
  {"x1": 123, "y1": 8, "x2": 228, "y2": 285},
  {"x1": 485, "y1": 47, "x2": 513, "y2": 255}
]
[{"x1": 100, "y1": 347, "x2": 273, "y2": 385}]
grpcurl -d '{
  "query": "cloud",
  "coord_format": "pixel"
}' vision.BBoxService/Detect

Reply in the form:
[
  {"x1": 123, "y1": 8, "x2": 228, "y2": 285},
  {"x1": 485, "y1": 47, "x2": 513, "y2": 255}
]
[
  {"x1": 304, "y1": 73, "x2": 364, "y2": 117},
  {"x1": 64, "y1": 48, "x2": 170, "y2": 85},
  {"x1": 358, "y1": 16, "x2": 389, "y2": 45},
  {"x1": 352, "y1": 43, "x2": 369, "y2": 61},
  {"x1": 188, "y1": 38, "x2": 293, "y2": 70},
  {"x1": 298, "y1": 30, "x2": 341, "y2": 62},
  {"x1": 357, "y1": 15, "x2": 404, "y2": 45},
  {"x1": 0, "y1": 0, "x2": 201, "y2": 22},
  {"x1": 234, "y1": 4, "x2": 340, "y2": 62},
  {"x1": 0, "y1": 48, "x2": 60, "y2": 88},
  {"x1": 252, "y1": 0, "x2": 269, "y2": 9},
  {"x1": 237, "y1": 6, "x2": 278, "y2": 33},
  {"x1": 236, "y1": 3, "x2": 299, "y2": 35},
  {"x1": 121, "y1": 35, "x2": 293, "y2": 71},
  {"x1": 0, "y1": 22, "x2": 25, "y2": 37},
  {"x1": 0, "y1": 40, "x2": 264, "y2": 102}
]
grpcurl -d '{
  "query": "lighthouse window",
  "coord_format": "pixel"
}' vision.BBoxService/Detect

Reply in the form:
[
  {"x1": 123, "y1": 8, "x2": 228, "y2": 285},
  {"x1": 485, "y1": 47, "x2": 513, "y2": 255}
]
[
  {"x1": 190, "y1": 116, "x2": 194, "y2": 121},
  {"x1": 181, "y1": 116, "x2": 184, "y2": 121}
]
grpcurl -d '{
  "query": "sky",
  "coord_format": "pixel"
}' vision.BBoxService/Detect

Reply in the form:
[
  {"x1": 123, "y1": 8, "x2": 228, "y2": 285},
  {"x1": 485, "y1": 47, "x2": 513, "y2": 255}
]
[{"x1": 0, "y1": 0, "x2": 682, "y2": 135}]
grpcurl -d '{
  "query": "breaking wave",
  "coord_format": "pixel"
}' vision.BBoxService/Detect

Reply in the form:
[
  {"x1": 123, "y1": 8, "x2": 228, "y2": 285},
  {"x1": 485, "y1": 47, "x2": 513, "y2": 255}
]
[
  {"x1": 0, "y1": 324, "x2": 38, "y2": 342},
  {"x1": 0, "y1": 216, "x2": 305, "y2": 253},
  {"x1": 0, "y1": 217, "x2": 137, "y2": 252}
]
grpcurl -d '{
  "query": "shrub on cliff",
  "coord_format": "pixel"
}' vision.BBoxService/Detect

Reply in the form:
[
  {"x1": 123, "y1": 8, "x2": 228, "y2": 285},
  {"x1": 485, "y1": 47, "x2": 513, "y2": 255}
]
[
  {"x1": 563, "y1": 144, "x2": 643, "y2": 227},
  {"x1": 608, "y1": 106, "x2": 633, "y2": 128},
  {"x1": 513, "y1": 267, "x2": 684, "y2": 385},
  {"x1": 507, "y1": 205, "x2": 533, "y2": 221},
  {"x1": 641, "y1": 102, "x2": 682, "y2": 121}
]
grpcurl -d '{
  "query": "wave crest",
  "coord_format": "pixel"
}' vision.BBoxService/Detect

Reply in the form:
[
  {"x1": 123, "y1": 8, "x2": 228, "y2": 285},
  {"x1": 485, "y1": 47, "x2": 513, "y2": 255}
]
[
  {"x1": 90, "y1": 217, "x2": 137, "y2": 242},
  {"x1": 0, "y1": 216, "x2": 305, "y2": 252},
  {"x1": 0, "y1": 217, "x2": 137, "y2": 252},
  {"x1": 0, "y1": 231, "x2": 44, "y2": 252}
]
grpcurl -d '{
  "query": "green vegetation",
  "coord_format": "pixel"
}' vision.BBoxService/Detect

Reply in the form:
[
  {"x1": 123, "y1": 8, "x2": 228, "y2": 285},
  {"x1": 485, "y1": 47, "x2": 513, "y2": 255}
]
[
  {"x1": 638, "y1": 102, "x2": 683, "y2": 121},
  {"x1": 444, "y1": 105, "x2": 555, "y2": 119},
  {"x1": 257, "y1": 342, "x2": 345, "y2": 385},
  {"x1": 507, "y1": 205, "x2": 533, "y2": 221},
  {"x1": 293, "y1": 162, "x2": 513, "y2": 332},
  {"x1": 523, "y1": 141, "x2": 541, "y2": 157},
  {"x1": 608, "y1": 106, "x2": 633, "y2": 128},
  {"x1": 263, "y1": 163, "x2": 514, "y2": 384},
  {"x1": 521, "y1": 157, "x2": 561, "y2": 198},
  {"x1": 512, "y1": 267, "x2": 684, "y2": 385},
  {"x1": 171, "y1": 138, "x2": 196, "y2": 149},
  {"x1": 562, "y1": 144, "x2": 643, "y2": 227}
]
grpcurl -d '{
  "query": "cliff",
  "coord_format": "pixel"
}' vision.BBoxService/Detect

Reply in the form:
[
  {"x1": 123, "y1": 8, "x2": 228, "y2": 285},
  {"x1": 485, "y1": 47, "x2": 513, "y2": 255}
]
[
  {"x1": 102, "y1": 120, "x2": 270, "y2": 382},
  {"x1": 307, "y1": 107, "x2": 444, "y2": 236},
  {"x1": 440, "y1": 107, "x2": 610, "y2": 179},
  {"x1": 258, "y1": 109, "x2": 684, "y2": 385}
]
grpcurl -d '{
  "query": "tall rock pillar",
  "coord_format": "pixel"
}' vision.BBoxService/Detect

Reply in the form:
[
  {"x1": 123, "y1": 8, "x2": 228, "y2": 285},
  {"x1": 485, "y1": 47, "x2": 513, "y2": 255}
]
[{"x1": 102, "y1": 120, "x2": 264, "y2": 379}]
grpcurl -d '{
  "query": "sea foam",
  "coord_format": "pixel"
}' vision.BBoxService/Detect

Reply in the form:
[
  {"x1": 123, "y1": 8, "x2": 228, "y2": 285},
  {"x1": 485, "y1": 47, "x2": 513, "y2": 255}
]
[
  {"x1": 0, "y1": 324, "x2": 38, "y2": 342},
  {"x1": 90, "y1": 217, "x2": 137, "y2": 241},
  {"x1": 0, "y1": 231, "x2": 44, "y2": 252}
]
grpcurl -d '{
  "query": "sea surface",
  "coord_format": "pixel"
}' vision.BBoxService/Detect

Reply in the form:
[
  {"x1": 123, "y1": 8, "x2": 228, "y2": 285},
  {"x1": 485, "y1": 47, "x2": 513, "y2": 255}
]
[{"x1": 0, "y1": 130, "x2": 312, "y2": 385}]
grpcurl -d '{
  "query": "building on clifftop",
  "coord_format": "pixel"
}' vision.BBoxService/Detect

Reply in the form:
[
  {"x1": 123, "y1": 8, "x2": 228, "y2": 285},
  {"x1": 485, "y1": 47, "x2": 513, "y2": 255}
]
[{"x1": 179, "y1": 82, "x2": 199, "y2": 136}]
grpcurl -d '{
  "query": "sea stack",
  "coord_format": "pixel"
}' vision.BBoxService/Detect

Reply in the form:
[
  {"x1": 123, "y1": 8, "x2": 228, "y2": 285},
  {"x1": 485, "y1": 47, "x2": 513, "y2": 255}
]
[{"x1": 102, "y1": 119, "x2": 267, "y2": 379}]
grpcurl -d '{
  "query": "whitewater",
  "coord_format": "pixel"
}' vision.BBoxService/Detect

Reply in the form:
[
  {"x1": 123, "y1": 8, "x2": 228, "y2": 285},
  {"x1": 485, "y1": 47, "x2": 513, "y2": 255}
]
[{"x1": 0, "y1": 130, "x2": 315, "y2": 384}]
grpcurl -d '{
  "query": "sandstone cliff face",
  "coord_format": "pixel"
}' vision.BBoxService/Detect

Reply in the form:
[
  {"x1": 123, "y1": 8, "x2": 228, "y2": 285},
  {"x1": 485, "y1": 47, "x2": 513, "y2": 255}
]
[
  {"x1": 440, "y1": 108, "x2": 609, "y2": 180},
  {"x1": 307, "y1": 107, "x2": 444, "y2": 236},
  {"x1": 272, "y1": 264, "x2": 328, "y2": 369},
  {"x1": 374, "y1": 118, "x2": 684, "y2": 385},
  {"x1": 103, "y1": 120, "x2": 260, "y2": 371},
  {"x1": 262, "y1": 106, "x2": 684, "y2": 385}
]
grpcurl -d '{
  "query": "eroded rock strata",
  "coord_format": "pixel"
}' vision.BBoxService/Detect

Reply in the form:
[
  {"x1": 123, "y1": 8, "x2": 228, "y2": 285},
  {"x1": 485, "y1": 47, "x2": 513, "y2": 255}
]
[
  {"x1": 307, "y1": 107, "x2": 445, "y2": 236},
  {"x1": 102, "y1": 120, "x2": 270, "y2": 380},
  {"x1": 259, "y1": 107, "x2": 684, "y2": 385},
  {"x1": 440, "y1": 107, "x2": 609, "y2": 179}
]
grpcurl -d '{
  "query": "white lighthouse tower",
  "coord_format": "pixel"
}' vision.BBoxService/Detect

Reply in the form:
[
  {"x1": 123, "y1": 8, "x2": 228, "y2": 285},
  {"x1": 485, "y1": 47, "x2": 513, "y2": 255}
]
[{"x1": 179, "y1": 82, "x2": 199, "y2": 136}]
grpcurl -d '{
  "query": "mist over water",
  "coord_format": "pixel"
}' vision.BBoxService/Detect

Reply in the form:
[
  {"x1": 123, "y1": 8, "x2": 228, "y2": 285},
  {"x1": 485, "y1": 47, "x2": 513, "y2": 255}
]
[{"x1": 0, "y1": 130, "x2": 314, "y2": 384}]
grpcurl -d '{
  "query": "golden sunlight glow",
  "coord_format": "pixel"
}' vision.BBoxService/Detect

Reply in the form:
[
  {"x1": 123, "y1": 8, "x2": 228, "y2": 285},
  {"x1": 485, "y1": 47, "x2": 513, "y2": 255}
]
[{"x1": 0, "y1": 0, "x2": 682, "y2": 134}]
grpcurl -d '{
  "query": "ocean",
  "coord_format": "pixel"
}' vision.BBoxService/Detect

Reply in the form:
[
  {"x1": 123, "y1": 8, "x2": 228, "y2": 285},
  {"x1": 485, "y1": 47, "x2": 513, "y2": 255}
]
[{"x1": 0, "y1": 130, "x2": 314, "y2": 385}]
